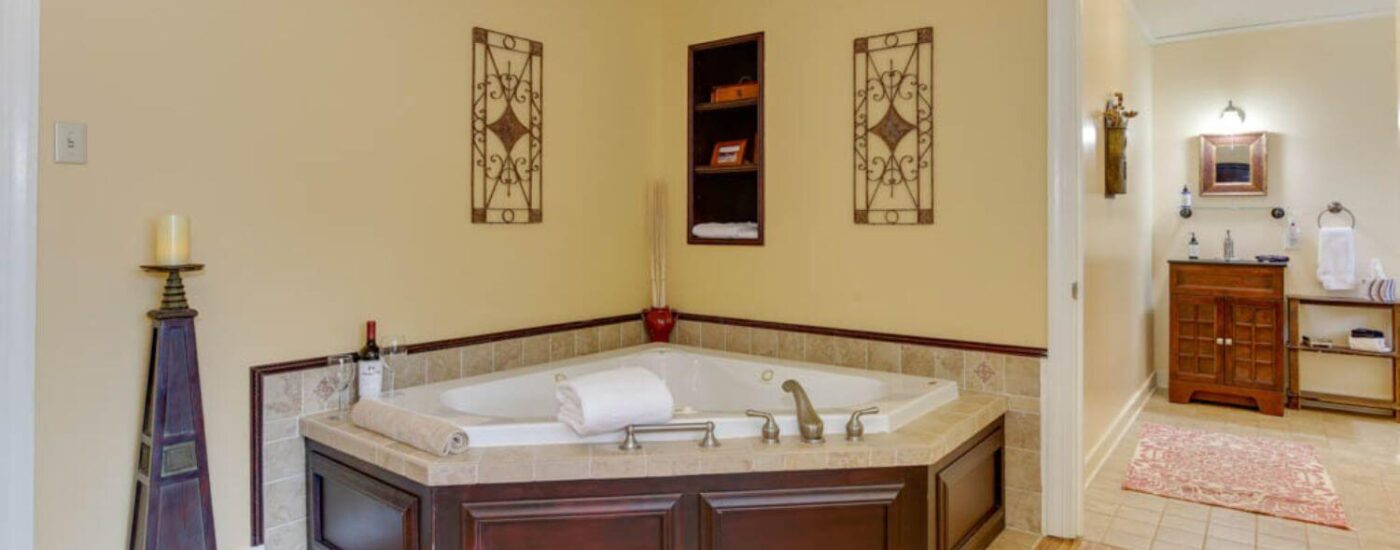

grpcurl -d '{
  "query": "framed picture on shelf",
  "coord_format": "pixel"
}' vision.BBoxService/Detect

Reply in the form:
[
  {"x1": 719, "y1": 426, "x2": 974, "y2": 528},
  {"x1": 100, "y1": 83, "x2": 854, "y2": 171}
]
[{"x1": 710, "y1": 139, "x2": 748, "y2": 166}]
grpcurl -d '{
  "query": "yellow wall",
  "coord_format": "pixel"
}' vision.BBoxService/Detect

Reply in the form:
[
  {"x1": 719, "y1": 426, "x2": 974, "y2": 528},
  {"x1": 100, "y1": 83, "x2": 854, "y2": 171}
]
[
  {"x1": 1150, "y1": 17, "x2": 1400, "y2": 393},
  {"x1": 1081, "y1": 0, "x2": 1155, "y2": 458},
  {"x1": 655, "y1": 0, "x2": 1049, "y2": 348},
  {"x1": 37, "y1": 0, "x2": 659, "y2": 547}
]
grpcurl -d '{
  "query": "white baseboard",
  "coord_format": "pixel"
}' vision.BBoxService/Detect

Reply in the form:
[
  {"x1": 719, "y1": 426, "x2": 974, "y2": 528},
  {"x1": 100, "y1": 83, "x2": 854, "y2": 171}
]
[{"x1": 1083, "y1": 375, "x2": 1156, "y2": 485}]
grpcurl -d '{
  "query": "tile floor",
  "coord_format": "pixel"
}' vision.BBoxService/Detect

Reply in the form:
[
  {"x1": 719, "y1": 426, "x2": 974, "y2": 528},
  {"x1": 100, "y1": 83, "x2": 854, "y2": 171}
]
[{"x1": 988, "y1": 389, "x2": 1400, "y2": 550}]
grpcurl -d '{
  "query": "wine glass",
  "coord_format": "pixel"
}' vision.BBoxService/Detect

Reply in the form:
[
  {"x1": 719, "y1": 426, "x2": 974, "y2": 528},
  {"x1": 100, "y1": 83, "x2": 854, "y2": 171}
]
[
  {"x1": 382, "y1": 335, "x2": 408, "y2": 394},
  {"x1": 327, "y1": 354, "x2": 357, "y2": 420}
]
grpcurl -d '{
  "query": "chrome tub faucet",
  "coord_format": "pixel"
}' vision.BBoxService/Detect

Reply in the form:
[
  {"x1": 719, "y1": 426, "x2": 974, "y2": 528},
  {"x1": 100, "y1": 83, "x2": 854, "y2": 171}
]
[{"x1": 781, "y1": 379, "x2": 824, "y2": 444}]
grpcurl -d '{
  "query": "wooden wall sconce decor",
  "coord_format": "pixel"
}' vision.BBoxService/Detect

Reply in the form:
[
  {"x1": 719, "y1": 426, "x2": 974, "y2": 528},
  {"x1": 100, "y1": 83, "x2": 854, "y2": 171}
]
[
  {"x1": 130, "y1": 264, "x2": 217, "y2": 550},
  {"x1": 854, "y1": 27, "x2": 935, "y2": 225},
  {"x1": 471, "y1": 27, "x2": 544, "y2": 224},
  {"x1": 1200, "y1": 132, "x2": 1268, "y2": 196},
  {"x1": 1103, "y1": 92, "x2": 1138, "y2": 197}
]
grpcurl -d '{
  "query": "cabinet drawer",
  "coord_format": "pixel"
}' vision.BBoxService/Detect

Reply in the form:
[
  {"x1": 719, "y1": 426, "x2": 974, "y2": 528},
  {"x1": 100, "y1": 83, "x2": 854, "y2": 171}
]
[{"x1": 1171, "y1": 264, "x2": 1284, "y2": 299}]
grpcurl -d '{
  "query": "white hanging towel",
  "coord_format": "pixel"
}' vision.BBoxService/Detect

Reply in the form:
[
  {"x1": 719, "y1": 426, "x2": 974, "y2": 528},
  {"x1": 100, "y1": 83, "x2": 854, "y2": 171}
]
[
  {"x1": 1317, "y1": 227, "x2": 1357, "y2": 290},
  {"x1": 556, "y1": 367, "x2": 674, "y2": 436}
]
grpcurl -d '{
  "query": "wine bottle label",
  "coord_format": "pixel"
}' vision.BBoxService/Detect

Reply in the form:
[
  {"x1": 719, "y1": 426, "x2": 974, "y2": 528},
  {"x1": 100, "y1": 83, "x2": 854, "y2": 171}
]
[{"x1": 359, "y1": 359, "x2": 384, "y2": 397}]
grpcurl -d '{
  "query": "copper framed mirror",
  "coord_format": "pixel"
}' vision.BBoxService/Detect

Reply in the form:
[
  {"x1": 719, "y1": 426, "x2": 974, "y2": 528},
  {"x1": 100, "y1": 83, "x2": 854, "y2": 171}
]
[{"x1": 1200, "y1": 132, "x2": 1267, "y2": 196}]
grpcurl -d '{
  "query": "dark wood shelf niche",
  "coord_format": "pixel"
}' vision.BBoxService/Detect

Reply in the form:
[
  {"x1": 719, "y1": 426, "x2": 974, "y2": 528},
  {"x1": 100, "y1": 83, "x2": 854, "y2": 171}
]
[{"x1": 688, "y1": 33, "x2": 764, "y2": 246}]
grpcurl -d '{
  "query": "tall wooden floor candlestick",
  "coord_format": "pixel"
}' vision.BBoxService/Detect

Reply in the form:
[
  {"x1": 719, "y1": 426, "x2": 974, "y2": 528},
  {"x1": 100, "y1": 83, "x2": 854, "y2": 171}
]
[{"x1": 129, "y1": 264, "x2": 217, "y2": 550}]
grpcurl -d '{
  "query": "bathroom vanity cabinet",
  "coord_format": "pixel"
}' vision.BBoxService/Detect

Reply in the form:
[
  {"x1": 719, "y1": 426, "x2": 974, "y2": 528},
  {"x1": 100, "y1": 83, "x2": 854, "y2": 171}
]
[
  {"x1": 1168, "y1": 260, "x2": 1287, "y2": 415},
  {"x1": 304, "y1": 418, "x2": 1005, "y2": 550}
]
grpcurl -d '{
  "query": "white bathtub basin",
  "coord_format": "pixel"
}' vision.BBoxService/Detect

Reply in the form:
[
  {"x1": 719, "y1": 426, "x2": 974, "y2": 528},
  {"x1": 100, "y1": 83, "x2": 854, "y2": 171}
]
[{"x1": 372, "y1": 343, "x2": 958, "y2": 447}]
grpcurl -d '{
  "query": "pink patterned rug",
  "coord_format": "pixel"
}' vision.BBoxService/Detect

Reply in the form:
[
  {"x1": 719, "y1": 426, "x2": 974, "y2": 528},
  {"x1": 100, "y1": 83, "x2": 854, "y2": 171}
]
[{"x1": 1123, "y1": 422, "x2": 1350, "y2": 529}]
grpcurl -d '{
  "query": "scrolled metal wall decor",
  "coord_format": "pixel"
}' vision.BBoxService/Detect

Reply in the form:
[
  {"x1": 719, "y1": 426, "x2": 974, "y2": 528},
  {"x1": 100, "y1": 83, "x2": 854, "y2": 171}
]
[
  {"x1": 854, "y1": 27, "x2": 934, "y2": 225},
  {"x1": 471, "y1": 27, "x2": 543, "y2": 224}
]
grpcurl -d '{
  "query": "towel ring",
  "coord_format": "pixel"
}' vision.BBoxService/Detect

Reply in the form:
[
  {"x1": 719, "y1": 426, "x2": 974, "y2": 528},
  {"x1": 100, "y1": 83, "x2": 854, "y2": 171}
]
[{"x1": 1317, "y1": 201, "x2": 1356, "y2": 229}]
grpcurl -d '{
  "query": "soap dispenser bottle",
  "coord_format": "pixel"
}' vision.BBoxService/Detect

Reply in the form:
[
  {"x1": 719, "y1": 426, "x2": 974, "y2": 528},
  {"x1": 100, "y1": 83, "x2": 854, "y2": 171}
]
[
  {"x1": 1187, "y1": 232, "x2": 1200, "y2": 260},
  {"x1": 1223, "y1": 230, "x2": 1236, "y2": 261},
  {"x1": 1180, "y1": 186, "x2": 1193, "y2": 209}
]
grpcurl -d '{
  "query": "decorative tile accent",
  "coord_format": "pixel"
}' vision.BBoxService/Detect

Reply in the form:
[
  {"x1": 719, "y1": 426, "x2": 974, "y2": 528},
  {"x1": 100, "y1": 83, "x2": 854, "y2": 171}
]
[
  {"x1": 963, "y1": 352, "x2": 1005, "y2": 393},
  {"x1": 301, "y1": 367, "x2": 343, "y2": 415}
]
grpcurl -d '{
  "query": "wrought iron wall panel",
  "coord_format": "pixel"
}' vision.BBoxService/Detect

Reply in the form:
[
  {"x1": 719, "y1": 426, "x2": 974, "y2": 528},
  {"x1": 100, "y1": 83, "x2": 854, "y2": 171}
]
[
  {"x1": 471, "y1": 28, "x2": 543, "y2": 224},
  {"x1": 854, "y1": 28, "x2": 934, "y2": 225}
]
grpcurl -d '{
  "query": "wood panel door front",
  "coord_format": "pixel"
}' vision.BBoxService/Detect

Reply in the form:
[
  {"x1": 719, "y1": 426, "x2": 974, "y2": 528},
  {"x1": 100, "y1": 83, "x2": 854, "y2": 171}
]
[
  {"x1": 699, "y1": 484, "x2": 908, "y2": 550},
  {"x1": 459, "y1": 493, "x2": 684, "y2": 550},
  {"x1": 1226, "y1": 299, "x2": 1284, "y2": 390},
  {"x1": 1172, "y1": 295, "x2": 1223, "y2": 384}
]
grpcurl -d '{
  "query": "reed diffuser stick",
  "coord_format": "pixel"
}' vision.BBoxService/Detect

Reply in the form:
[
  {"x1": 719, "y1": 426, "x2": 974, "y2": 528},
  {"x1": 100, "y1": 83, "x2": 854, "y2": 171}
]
[{"x1": 648, "y1": 181, "x2": 667, "y2": 309}]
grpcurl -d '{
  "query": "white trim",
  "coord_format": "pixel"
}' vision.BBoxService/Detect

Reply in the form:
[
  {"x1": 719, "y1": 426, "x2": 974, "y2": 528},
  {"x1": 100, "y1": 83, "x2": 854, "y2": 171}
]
[
  {"x1": 0, "y1": 0, "x2": 39, "y2": 546},
  {"x1": 1043, "y1": 0, "x2": 1084, "y2": 539},
  {"x1": 1152, "y1": 10, "x2": 1394, "y2": 44},
  {"x1": 1083, "y1": 376, "x2": 1156, "y2": 486}
]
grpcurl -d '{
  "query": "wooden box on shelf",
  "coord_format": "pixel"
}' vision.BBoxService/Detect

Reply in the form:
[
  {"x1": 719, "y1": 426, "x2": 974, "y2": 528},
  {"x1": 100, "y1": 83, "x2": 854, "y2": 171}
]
[
  {"x1": 688, "y1": 33, "x2": 764, "y2": 246},
  {"x1": 1168, "y1": 260, "x2": 1287, "y2": 415}
]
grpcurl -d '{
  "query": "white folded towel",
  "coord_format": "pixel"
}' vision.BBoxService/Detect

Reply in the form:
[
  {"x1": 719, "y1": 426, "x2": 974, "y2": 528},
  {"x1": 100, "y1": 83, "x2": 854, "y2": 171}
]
[
  {"x1": 556, "y1": 367, "x2": 674, "y2": 436},
  {"x1": 692, "y1": 222, "x2": 759, "y2": 240},
  {"x1": 1317, "y1": 227, "x2": 1356, "y2": 290}
]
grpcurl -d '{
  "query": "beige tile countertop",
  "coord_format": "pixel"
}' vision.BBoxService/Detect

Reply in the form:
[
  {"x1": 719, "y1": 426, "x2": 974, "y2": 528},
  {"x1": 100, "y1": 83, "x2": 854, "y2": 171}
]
[{"x1": 300, "y1": 392, "x2": 1008, "y2": 486}]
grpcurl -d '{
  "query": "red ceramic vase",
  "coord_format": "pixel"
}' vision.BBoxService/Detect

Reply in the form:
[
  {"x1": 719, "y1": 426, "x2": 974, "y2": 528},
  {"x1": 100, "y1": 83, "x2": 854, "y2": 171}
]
[{"x1": 643, "y1": 307, "x2": 677, "y2": 343}]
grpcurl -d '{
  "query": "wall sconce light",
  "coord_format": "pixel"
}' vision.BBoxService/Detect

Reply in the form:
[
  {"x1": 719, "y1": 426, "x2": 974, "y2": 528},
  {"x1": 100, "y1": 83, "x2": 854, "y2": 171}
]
[{"x1": 1220, "y1": 100, "x2": 1247, "y2": 128}]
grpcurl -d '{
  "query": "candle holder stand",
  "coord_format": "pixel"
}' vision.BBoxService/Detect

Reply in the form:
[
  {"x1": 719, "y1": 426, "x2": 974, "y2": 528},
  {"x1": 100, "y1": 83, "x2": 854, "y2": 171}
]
[{"x1": 129, "y1": 264, "x2": 217, "y2": 550}]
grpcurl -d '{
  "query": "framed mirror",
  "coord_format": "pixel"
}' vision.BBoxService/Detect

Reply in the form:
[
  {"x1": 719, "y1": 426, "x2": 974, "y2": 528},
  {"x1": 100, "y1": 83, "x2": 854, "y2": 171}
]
[{"x1": 1200, "y1": 132, "x2": 1267, "y2": 196}]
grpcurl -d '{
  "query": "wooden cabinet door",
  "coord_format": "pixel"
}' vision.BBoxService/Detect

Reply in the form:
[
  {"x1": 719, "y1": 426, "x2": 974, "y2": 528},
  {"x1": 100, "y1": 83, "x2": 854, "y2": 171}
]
[
  {"x1": 459, "y1": 493, "x2": 684, "y2": 550},
  {"x1": 699, "y1": 484, "x2": 909, "y2": 550},
  {"x1": 309, "y1": 453, "x2": 420, "y2": 550},
  {"x1": 933, "y1": 427, "x2": 1004, "y2": 550},
  {"x1": 1225, "y1": 299, "x2": 1284, "y2": 390},
  {"x1": 1172, "y1": 295, "x2": 1223, "y2": 384}
]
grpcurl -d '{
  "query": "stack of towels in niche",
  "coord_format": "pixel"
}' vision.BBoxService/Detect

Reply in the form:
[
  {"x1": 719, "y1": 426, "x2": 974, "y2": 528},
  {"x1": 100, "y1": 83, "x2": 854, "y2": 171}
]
[
  {"x1": 691, "y1": 222, "x2": 758, "y2": 240},
  {"x1": 556, "y1": 367, "x2": 675, "y2": 435}
]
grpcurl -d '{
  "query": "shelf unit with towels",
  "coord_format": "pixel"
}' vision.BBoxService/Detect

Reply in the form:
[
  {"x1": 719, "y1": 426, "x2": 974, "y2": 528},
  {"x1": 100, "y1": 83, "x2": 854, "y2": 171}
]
[{"x1": 1286, "y1": 295, "x2": 1400, "y2": 422}]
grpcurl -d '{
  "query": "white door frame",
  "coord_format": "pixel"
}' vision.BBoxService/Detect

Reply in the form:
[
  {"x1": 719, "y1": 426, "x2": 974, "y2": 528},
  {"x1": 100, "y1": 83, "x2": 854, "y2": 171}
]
[
  {"x1": 1044, "y1": 0, "x2": 1085, "y2": 539},
  {"x1": 0, "y1": 0, "x2": 39, "y2": 547}
]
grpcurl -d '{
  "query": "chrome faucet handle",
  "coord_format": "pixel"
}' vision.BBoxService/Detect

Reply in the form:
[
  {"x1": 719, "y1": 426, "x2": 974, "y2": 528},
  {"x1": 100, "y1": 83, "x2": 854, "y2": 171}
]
[
  {"x1": 745, "y1": 410, "x2": 781, "y2": 444},
  {"x1": 845, "y1": 407, "x2": 879, "y2": 441}
]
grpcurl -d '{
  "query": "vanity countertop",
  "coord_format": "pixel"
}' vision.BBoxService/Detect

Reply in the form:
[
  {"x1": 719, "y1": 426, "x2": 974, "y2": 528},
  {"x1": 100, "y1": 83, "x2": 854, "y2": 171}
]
[
  {"x1": 1168, "y1": 258, "x2": 1288, "y2": 267},
  {"x1": 300, "y1": 392, "x2": 1008, "y2": 486}
]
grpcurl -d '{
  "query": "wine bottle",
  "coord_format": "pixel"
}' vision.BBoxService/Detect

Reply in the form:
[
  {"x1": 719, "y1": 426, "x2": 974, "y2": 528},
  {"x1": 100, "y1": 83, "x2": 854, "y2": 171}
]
[
  {"x1": 358, "y1": 321, "x2": 384, "y2": 398},
  {"x1": 1187, "y1": 232, "x2": 1200, "y2": 260},
  {"x1": 1223, "y1": 230, "x2": 1235, "y2": 261}
]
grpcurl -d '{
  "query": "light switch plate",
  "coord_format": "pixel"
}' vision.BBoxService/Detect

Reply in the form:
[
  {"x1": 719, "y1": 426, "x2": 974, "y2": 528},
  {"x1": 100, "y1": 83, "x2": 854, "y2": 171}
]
[{"x1": 54, "y1": 121, "x2": 87, "y2": 164}]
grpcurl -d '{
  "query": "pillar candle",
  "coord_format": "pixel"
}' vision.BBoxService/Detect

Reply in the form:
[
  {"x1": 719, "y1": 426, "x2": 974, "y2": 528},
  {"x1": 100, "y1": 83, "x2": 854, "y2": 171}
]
[{"x1": 155, "y1": 214, "x2": 190, "y2": 266}]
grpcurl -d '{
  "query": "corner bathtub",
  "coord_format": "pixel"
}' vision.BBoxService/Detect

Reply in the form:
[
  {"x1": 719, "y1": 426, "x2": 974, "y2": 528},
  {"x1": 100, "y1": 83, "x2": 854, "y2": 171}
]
[{"x1": 373, "y1": 343, "x2": 959, "y2": 447}]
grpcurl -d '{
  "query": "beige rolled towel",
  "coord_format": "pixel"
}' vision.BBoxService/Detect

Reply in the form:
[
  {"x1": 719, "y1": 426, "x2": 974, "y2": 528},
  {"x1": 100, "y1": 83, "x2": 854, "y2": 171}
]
[{"x1": 350, "y1": 399, "x2": 469, "y2": 456}]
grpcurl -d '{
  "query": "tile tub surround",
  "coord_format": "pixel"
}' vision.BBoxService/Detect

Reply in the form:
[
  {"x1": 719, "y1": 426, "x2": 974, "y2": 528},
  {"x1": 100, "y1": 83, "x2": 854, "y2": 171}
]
[
  {"x1": 301, "y1": 392, "x2": 1008, "y2": 486},
  {"x1": 251, "y1": 315, "x2": 646, "y2": 547},
  {"x1": 673, "y1": 315, "x2": 1046, "y2": 534}
]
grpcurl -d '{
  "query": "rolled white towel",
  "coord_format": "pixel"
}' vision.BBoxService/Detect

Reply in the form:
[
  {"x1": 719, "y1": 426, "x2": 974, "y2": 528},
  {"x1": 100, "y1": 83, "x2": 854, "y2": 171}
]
[
  {"x1": 691, "y1": 222, "x2": 759, "y2": 240},
  {"x1": 350, "y1": 399, "x2": 469, "y2": 456},
  {"x1": 556, "y1": 367, "x2": 674, "y2": 436}
]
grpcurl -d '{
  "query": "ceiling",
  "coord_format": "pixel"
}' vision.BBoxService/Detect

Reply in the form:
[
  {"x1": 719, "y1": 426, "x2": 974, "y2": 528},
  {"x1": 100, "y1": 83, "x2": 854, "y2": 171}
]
[{"x1": 1129, "y1": 0, "x2": 1396, "y2": 42}]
